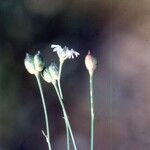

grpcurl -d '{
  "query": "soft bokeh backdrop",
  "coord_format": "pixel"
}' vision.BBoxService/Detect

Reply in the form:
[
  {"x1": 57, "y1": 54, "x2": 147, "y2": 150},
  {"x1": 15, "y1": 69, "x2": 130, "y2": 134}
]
[{"x1": 0, "y1": 0, "x2": 150, "y2": 150}]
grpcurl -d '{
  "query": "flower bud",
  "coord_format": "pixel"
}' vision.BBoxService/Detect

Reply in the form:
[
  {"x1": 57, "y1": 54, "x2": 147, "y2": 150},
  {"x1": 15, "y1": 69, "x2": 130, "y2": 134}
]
[
  {"x1": 34, "y1": 51, "x2": 45, "y2": 72},
  {"x1": 48, "y1": 63, "x2": 59, "y2": 81},
  {"x1": 24, "y1": 53, "x2": 36, "y2": 74},
  {"x1": 85, "y1": 51, "x2": 97, "y2": 75},
  {"x1": 41, "y1": 68, "x2": 52, "y2": 83}
]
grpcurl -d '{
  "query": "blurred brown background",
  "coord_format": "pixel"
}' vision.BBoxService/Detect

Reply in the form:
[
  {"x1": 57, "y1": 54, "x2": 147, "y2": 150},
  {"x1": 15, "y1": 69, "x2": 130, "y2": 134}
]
[{"x1": 0, "y1": 0, "x2": 150, "y2": 150}]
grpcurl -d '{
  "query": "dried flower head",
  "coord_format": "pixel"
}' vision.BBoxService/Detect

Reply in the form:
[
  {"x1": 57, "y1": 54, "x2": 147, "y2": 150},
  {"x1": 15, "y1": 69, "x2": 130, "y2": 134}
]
[
  {"x1": 24, "y1": 53, "x2": 37, "y2": 75},
  {"x1": 34, "y1": 51, "x2": 45, "y2": 72},
  {"x1": 48, "y1": 63, "x2": 59, "y2": 81},
  {"x1": 51, "y1": 44, "x2": 80, "y2": 63},
  {"x1": 41, "y1": 63, "x2": 59, "y2": 83},
  {"x1": 85, "y1": 51, "x2": 97, "y2": 76},
  {"x1": 24, "y1": 51, "x2": 45, "y2": 75},
  {"x1": 41, "y1": 68, "x2": 52, "y2": 83}
]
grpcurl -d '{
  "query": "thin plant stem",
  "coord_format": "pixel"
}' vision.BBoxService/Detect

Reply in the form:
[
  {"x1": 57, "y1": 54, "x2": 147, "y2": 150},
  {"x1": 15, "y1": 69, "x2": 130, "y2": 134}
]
[
  {"x1": 89, "y1": 74, "x2": 94, "y2": 150},
  {"x1": 58, "y1": 119, "x2": 70, "y2": 150},
  {"x1": 53, "y1": 82, "x2": 77, "y2": 150},
  {"x1": 58, "y1": 61, "x2": 64, "y2": 99},
  {"x1": 58, "y1": 61, "x2": 70, "y2": 150},
  {"x1": 66, "y1": 114, "x2": 70, "y2": 150},
  {"x1": 35, "y1": 75, "x2": 52, "y2": 150}
]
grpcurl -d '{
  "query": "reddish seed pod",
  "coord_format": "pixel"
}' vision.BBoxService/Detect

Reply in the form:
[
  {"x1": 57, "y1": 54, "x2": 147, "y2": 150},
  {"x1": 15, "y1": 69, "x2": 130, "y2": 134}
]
[{"x1": 85, "y1": 51, "x2": 97, "y2": 75}]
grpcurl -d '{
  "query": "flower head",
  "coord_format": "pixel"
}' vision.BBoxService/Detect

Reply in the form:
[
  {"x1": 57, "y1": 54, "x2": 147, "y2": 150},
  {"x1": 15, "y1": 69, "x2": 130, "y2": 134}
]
[
  {"x1": 24, "y1": 51, "x2": 45, "y2": 75},
  {"x1": 41, "y1": 67, "x2": 52, "y2": 83},
  {"x1": 67, "y1": 49, "x2": 80, "y2": 59},
  {"x1": 48, "y1": 62, "x2": 59, "y2": 81},
  {"x1": 85, "y1": 51, "x2": 97, "y2": 76},
  {"x1": 41, "y1": 63, "x2": 59, "y2": 83},
  {"x1": 34, "y1": 51, "x2": 45, "y2": 72},
  {"x1": 24, "y1": 53, "x2": 36, "y2": 74},
  {"x1": 51, "y1": 44, "x2": 80, "y2": 63}
]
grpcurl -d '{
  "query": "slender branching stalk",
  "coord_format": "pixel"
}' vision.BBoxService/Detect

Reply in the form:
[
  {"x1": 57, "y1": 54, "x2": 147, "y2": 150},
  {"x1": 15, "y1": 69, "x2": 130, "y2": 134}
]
[
  {"x1": 35, "y1": 74, "x2": 52, "y2": 150},
  {"x1": 53, "y1": 82, "x2": 77, "y2": 150},
  {"x1": 50, "y1": 44, "x2": 79, "y2": 149},
  {"x1": 89, "y1": 73, "x2": 94, "y2": 150}
]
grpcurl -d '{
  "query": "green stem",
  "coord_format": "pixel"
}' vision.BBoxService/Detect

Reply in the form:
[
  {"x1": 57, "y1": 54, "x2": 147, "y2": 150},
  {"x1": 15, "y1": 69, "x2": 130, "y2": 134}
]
[
  {"x1": 58, "y1": 61, "x2": 64, "y2": 99},
  {"x1": 66, "y1": 113, "x2": 70, "y2": 150},
  {"x1": 58, "y1": 61, "x2": 70, "y2": 150},
  {"x1": 35, "y1": 75, "x2": 52, "y2": 150},
  {"x1": 53, "y1": 82, "x2": 77, "y2": 150},
  {"x1": 90, "y1": 74, "x2": 94, "y2": 150},
  {"x1": 60, "y1": 105, "x2": 70, "y2": 150}
]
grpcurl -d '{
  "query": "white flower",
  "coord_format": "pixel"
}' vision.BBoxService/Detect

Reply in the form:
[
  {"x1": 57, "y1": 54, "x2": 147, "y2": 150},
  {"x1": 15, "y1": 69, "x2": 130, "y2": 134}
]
[
  {"x1": 51, "y1": 44, "x2": 63, "y2": 58},
  {"x1": 51, "y1": 44, "x2": 80, "y2": 62},
  {"x1": 66, "y1": 49, "x2": 80, "y2": 59}
]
